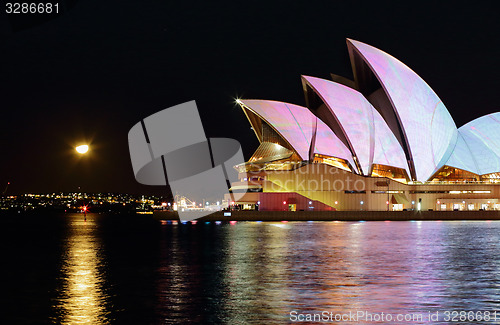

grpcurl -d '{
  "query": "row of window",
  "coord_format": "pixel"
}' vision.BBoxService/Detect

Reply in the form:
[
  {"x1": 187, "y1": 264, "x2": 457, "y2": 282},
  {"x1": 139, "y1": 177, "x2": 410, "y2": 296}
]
[
  {"x1": 345, "y1": 190, "x2": 492, "y2": 194},
  {"x1": 410, "y1": 190, "x2": 491, "y2": 194}
]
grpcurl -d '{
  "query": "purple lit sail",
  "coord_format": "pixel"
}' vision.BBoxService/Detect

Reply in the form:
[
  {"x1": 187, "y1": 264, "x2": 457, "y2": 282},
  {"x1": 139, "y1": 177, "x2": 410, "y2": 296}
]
[
  {"x1": 302, "y1": 75, "x2": 375, "y2": 175},
  {"x1": 240, "y1": 99, "x2": 354, "y2": 166},
  {"x1": 348, "y1": 39, "x2": 458, "y2": 181}
]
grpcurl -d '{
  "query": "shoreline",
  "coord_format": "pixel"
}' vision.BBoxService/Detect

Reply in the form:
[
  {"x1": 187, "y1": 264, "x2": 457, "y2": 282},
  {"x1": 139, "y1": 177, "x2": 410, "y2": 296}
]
[{"x1": 153, "y1": 210, "x2": 500, "y2": 222}]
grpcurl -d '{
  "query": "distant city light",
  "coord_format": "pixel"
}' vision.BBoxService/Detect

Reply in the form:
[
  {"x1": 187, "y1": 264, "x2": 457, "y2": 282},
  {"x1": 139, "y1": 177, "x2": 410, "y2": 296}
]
[{"x1": 75, "y1": 145, "x2": 89, "y2": 154}]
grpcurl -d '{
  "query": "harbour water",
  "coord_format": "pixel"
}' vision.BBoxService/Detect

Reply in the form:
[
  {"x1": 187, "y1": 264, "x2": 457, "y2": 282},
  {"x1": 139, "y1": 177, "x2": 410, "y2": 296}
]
[{"x1": 5, "y1": 214, "x2": 500, "y2": 324}]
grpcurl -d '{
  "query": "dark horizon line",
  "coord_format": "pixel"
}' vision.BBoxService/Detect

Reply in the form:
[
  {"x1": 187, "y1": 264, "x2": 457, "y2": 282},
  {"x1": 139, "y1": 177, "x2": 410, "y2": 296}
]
[{"x1": 2, "y1": 191, "x2": 171, "y2": 197}]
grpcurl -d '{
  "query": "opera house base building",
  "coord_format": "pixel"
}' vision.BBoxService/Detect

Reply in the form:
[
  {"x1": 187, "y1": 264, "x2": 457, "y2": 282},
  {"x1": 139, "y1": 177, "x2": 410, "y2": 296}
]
[{"x1": 221, "y1": 39, "x2": 500, "y2": 217}]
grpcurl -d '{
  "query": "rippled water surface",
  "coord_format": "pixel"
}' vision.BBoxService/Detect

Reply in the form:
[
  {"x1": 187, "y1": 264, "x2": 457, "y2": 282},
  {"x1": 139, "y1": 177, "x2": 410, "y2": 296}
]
[{"x1": 5, "y1": 214, "x2": 500, "y2": 324}]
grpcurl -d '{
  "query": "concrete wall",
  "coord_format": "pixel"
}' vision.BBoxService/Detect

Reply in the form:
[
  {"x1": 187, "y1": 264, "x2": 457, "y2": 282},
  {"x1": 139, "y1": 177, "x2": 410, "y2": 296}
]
[
  {"x1": 242, "y1": 164, "x2": 500, "y2": 212},
  {"x1": 154, "y1": 210, "x2": 500, "y2": 221},
  {"x1": 258, "y1": 192, "x2": 333, "y2": 211}
]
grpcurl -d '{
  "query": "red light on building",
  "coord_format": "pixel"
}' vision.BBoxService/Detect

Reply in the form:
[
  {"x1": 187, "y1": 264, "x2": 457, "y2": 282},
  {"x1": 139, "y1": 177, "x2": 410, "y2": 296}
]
[
  {"x1": 386, "y1": 201, "x2": 389, "y2": 205},
  {"x1": 283, "y1": 201, "x2": 286, "y2": 205}
]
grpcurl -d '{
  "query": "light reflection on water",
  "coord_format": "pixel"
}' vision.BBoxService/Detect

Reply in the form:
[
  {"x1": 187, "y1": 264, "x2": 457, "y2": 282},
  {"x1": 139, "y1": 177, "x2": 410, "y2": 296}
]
[
  {"x1": 46, "y1": 217, "x2": 500, "y2": 324},
  {"x1": 155, "y1": 221, "x2": 500, "y2": 324},
  {"x1": 52, "y1": 215, "x2": 110, "y2": 324}
]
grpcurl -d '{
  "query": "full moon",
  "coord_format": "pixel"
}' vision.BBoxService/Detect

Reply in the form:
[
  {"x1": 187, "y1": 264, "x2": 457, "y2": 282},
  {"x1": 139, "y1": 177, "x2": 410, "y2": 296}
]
[{"x1": 76, "y1": 144, "x2": 89, "y2": 154}]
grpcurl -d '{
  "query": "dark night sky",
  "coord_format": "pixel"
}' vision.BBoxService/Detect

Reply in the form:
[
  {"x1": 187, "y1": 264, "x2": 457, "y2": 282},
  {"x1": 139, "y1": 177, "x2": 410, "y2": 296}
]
[{"x1": 1, "y1": 1, "x2": 499, "y2": 195}]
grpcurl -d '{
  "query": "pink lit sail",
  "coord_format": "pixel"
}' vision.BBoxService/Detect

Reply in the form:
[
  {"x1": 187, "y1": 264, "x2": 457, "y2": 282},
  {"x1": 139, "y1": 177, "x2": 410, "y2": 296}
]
[
  {"x1": 444, "y1": 132, "x2": 479, "y2": 175},
  {"x1": 372, "y1": 109, "x2": 410, "y2": 175},
  {"x1": 455, "y1": 113, "x2": 500, "y2": 175},
  {"x1": 314, "y1": 118, "x2": 356, "y2": 169},
  {"x1": 240, "y1": 100, "x2": 313, "y2": 160},
  {"x1": 348, "y1": 39, "x2": 458, "y2": 181},
  {"x1": 240, "y1": 99, "x2": 354, "y2": 166},
  {"x1": 303, "y1": 75, "x2": 375, "y2": 175}
]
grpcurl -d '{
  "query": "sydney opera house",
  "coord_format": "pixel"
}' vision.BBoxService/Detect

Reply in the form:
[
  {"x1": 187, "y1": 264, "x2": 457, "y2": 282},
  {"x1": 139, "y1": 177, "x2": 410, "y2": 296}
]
[{"x1": 229, "y1": 39, "x2": 500, "y2": 212}]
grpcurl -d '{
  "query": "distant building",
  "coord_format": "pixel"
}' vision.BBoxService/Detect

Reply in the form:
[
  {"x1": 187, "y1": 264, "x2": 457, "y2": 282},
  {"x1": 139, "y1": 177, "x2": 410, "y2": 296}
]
[{"x1": 229, "y1": 39, "x2": 500, "y2": 212}]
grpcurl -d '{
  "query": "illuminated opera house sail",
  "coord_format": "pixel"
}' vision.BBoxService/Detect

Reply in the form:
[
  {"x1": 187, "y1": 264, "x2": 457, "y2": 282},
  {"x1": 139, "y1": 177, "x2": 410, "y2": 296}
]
[{"x1": 231, "y1": 39, "x2": 500, "y2": 212}]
